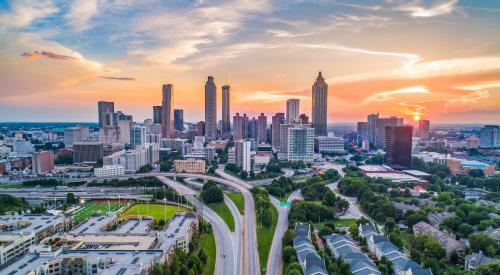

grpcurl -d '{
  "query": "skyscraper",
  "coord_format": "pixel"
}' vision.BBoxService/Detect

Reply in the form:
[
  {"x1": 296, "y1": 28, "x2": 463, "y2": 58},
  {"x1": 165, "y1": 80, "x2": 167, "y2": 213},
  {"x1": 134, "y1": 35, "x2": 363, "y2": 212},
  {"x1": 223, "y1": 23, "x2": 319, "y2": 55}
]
[
  {"x1": 375, "y1": 116, "x2": 401, "y2": 148},
  {"x1": 312, "y1": 71, "x2": 328, "y2": 136},
  {"x1": 247, "y1": 117, "x2": 258, "y2": 140},
  {"x1": 64, "y1": 126, "x2": 89, "y2": 147},
  {"x1": 418, "y1": 120, "x2": 430, "y2": 140},
  {"x1": 153, "y1": 106, "x2": 162, "y2": 124},
  {"x1": 130, "y1": 125, "x2": 147, "y2": 148},
  {"x1": 98, "y1": 101, "x2": 114, "y2": 128},
  {"x1": 257, "y1": 113, "x2": 267, "y2": 144},
  {"x1": 205, "y1": 76, "x2": 217, "y2": 141},
  {"x1": 288, "y1": 124, "x2": 315, "y2": 162},
  {"x1": 233, "y1": 113, "x2": 248, "y2": 141},
  {"x1": 222, "y1": 85, "x2": 231, "y2": 136},
  {"x1": 32, "y1": 150, "x2": 54, "y2": 174},
  {"x1": 367, "y1": 113, "x2": 379, "y2": 145},
  {"x1": 271, "y1": 113, "x2": 285, "y2": 149},
  {"x1": 299, "y1": 114, "x2": 309, "y2": 124},
  {"x1": 235, "y1": 139, "x2": 252, "y2": 172},
  {"x1": 174, "y1": 109, "x2": 184, "y2": 131},
  {"x1": 161, "y1": 84, "x2": 173, "y2": 138},
  {"x1": 356, "y1": 122, "x2": 368, "y2": 143},
  {"x1": 385, "y1": 125, "x2": 413, "y2": 169},
  {"x1": 286, "y1": 99, "x2": 300, "y2": 123},
  {"x1": 479, "y1": 125, "x2": 500, "y2": 148}
]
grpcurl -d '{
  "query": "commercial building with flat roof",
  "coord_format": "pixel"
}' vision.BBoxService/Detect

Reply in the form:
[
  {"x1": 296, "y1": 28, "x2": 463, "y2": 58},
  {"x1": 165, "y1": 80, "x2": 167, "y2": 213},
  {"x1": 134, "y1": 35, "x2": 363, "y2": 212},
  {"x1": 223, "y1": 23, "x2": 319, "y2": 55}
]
[
  {"x1": 174, "y1": 159, "x2": 206, "y2": 173},
  {"x1": 73, "y1": 142, "x2": 104, "y2": 164}
]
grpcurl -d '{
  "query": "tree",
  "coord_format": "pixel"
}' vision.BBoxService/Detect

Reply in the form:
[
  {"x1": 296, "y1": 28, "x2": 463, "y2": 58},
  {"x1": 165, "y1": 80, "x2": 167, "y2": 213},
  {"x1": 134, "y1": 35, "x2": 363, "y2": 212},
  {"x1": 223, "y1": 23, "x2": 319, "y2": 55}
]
[
  {"x1": 200, "y1": 181, "x2": 223, "y2": 203},
  {"x1": 457, "y1": 223, "x2": 473, "y2": 237},
  {"x1": 469, "y1": 232, "x2": 497, "y2": 257},
  {"x1": 160, "y1": 161, "x2": 172, "y2": 172},
  {"x1": 137, "y1": 164, "x2": 153, "y2": 173},
  {"x1": 66, "y1": 193, "x2": 78, "y2": 205},
  {"x1": 239, "y1": 170, "x2": 248, "y2": 179},
  {"x1": 384, "y1": 217, "x2": 396, "y2": 232},
  {"x1": 322, "y1": 190, "x2": 336, "y2": 207},
  {"x1": 410, "y1": 234, "x2": 445, "y2": 270},
  {"x1": 476, "y1": 262, "x2": 500, "y2": 275},
  {"x1": 468, "y1": 169, "x2": 485, "y2": 178},
  {"x1": 282, "y1": 246, "x2": 296, "y2": 263},
  {"x1": 319, "y1": 226, "x2": 334, "y2": 237}
]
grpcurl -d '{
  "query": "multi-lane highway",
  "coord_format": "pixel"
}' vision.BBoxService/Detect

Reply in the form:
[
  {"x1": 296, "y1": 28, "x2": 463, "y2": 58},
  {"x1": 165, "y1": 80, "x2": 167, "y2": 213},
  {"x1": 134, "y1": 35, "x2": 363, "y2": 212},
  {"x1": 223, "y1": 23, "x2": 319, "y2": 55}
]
[{"x1": 267, "y1": 189, "x2": 302, "y2": 275}]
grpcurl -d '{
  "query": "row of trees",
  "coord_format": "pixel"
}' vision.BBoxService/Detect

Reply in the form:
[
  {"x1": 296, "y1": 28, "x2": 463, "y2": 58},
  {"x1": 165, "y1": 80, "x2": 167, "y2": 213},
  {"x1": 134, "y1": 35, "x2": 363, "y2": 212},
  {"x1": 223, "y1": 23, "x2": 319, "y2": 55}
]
[
  {"x1": 200, "y1": 181, "x2": 223, "y2": 204},
  {"x1": 88, "y1": 176, "x2": 163, "y2": 187},
  {"x1": 265, "y1": 176, "x2": 298, "y2": 198}
]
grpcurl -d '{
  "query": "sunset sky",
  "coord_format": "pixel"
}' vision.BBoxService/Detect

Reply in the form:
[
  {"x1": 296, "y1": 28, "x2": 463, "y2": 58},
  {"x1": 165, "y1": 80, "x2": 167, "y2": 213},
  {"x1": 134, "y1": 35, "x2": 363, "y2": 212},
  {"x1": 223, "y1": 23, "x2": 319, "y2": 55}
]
[{"x1": 0, "y1": 0, "x2": 499, "y2": 124}]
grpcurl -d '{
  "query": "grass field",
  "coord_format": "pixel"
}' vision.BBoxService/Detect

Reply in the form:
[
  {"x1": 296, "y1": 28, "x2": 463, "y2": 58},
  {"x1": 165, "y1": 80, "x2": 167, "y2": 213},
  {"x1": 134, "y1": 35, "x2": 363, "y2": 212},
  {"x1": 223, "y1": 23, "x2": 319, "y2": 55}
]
[
  {"x1": 121, "y1": 203, "x2": 188, "y2": 222},
  {"x1": 333, "y1": 218, "x2": 357, "y2": 228},
  {"x1": 256, "y1": 204, "x2": 278, "y2": 274},
  {"x1": 73, "y1": 201, "x2": 126, "y2": 224},
  {"x1": 207, "y1": 201, "x2": 235, "y2": 232},
  {"x1": 224, "y1": 191, "x2": 245, "y2": 215},
  {"x1": 201, "y1": 232, "x2": 216, "y2": 275}
]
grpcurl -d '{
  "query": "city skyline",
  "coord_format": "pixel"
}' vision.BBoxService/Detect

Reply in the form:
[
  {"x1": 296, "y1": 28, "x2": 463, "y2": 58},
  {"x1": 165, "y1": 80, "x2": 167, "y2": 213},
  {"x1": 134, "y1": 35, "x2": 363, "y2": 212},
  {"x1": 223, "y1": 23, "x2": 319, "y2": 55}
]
[{"x1": 0, "y1": 0, "x2": 499, "y2": 124}]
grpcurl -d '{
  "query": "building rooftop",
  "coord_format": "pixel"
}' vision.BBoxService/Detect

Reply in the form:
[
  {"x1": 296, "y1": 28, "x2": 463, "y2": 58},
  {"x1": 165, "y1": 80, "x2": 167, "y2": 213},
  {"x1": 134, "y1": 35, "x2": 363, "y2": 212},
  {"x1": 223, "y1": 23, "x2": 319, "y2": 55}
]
[
  {"x1": 366, "y1": 172, "x2": 426, "y2": 183},
  {"x1": 68, "y1": 214, "x2": 115, "y2": 235},
  {"x1": 402, "y1": 170, "x2": 431, "y2": 177},
  {"x1": 0, "y1": 214, "x2": 66, "y2": 236}
]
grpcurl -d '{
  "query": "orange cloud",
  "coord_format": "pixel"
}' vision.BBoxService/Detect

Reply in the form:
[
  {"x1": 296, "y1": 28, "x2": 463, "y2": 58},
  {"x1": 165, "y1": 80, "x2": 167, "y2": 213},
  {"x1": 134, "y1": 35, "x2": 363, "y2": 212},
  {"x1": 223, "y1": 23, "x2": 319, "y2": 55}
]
[
  {"x1": 21, "y1": 51, "x2": 79, "y2": 61},
  {"x1": 99, "y1": 76, "x2": 137, "y2": 81}
]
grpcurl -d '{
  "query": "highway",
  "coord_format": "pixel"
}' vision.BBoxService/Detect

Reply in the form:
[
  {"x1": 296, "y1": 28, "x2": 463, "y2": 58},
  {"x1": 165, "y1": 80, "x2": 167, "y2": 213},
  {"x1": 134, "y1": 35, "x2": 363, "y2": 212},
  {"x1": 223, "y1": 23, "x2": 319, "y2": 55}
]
[
  {"x1": 224, "y1": 193, "x2": 243, "y2": 275},
  {"x1": 157, "y1": 176, "x2": 237, "y2": 275},
  {"x1": 267, "y1": 189, "x2": 302, "y2": 275}
]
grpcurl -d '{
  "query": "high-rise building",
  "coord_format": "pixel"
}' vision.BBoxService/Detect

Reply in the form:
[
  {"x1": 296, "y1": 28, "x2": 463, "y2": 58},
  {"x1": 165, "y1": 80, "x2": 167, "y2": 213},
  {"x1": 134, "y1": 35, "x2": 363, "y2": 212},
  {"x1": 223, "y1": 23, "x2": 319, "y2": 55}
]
[
  {"x1": 174, "y1": 109, "x2": 184, "y2": 131},
  {"x1": 367, "y1": 113, "x2": 379, "y2": 145},
  {"x1": 64, "y1": 126, "x2": 89, "y2": 147},
  {"x1": 315, "y1": 136, "x2": 344, "y2": 153},
  {"x1": 130, "y1": 125, "x2": 147, "y2": 148},
  {"x1": 299, "y1": 114, "x2": 309, "y2": 124},
  {"x1": 279, "y1": 123, "x2": 292, "y2": 156},
  {"x1": 479, "y1": 125, "x2": 500, "y2": 148},
  {"x1": 222, "y1": 85, "x2": 231, "y2": 136},
  {"x1": 288, "y1": 124, "x2": 315, "y2": 162},
  {"x1": 235, "y1": 139, "x2": 252, "y2": 172},
  {"x1": 257, "y1": 113, "x2": 267, "y2": 144},
  {"x1": 98, "y1": 101, "x2": 114, "y2": 128},
  {"x1": 99, "y1": 127, "x2": 119, "y2": 145},
  {"x1": 117, "y1": 119, "x2": 132, "y2": 144},
  {"x1": 312, "y1": 71, "x2": 328, "y2": 136},
  {"x1": 418, "y1": 120, "x2": 430, "y2": 140},
  {"x1": 385, "y1": 125, "x2": 413, "y2": 170},
  {"x1": 375, "y1": 116, "x2": 401, "y2": 149},
  {"x1": 32, "y1": 150, "x2": 54, "y2": 174},
  {"x1": 286, "y1": 99, "x2": 300, "y2": 123},
  {"x1": 233, "y1": 113, "x2": 248, "y2": 141},
  {"x1": 356, "y1": 122, "x2": 368, "y2": 143},
  {"x1": 153, "y1": 106, "x2": 162, "y2": 124},
  {"x1": 73, "y1": 142, "x2": 104, "y2": 164},
  {"x1": 161, "y1": 84, "x2": 173, "y2": 139},
  {"x1": 204, "y1": 76, "x2": 217, "y2": 141},
  {"x1": 247, "y1": 117, "x2": 257, "y2": 140},
  {"x1": 196, "y1": 121, "x2": 205, "y2": 136},
  {"x1": 271, "y1": 113, "x2": 285, "y2": 149}
]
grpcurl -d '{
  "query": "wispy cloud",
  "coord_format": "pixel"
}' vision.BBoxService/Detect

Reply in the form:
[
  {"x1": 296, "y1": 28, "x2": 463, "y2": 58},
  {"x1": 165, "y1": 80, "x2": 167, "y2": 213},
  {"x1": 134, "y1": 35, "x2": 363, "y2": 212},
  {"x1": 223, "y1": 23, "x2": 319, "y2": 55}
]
[
  {"x1": 0, "y1": 0, "x2": 58, "y2": 28},
  {"x1": 99, "y1": 76, "x2": 136, "y2": 81},
  {"x1": 21, "y1": 51, "x2": 79, "y2": 61},
  {"x1": 364, "y1": 86, "x2": 430, "y2": 103},
  {"x1": 396, "y1": 0, "x2": 459, "y2": 17},
  {"x1": 65, "y1": 0, "x2": 98, "y2": 31}
]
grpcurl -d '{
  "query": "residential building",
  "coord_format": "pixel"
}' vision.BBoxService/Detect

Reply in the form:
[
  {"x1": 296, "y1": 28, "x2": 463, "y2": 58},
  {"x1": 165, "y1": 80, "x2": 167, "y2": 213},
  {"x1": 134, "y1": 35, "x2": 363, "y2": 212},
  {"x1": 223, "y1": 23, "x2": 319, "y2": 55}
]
[
  {"x1": 367, "y1": 113, "x2": 379, "y2": 145},
  {"x1": 286, "y1": 99, "x2": 300, "y2": 123},
  {"x1": 162, "y1": 138, "x2": 189, "y2": 152},
  {"x1": 257, "y1": 113, "x2": 267, "y2": 143},
  {"x1": 385, "y1": 125, "x2": 413, "y2": 170},
  {"x1": 465, "y1": 252, "x2": 499, "y2": 270},
  {"x1": 64, "y1": 126, "x2": 89, "y2": 147},
  {"x1": 293, "y1": 224, "x2": 328, "y2": 275},
  {"x1": 288, "y1": 124, "x2": 315, "y2": 162},
  {"x1": 153, "y1": 105, "x2": 162, "y2": 124},
  {"x1": 247, "y1": 117, "x2": 257, "y2": 140},
  {"x1": 233, "y1": 113, "x2": 248, "y2": 141},
  {"x1": 130, "y1": 125, "x2": 147, "y2": 148},
  {"x1": 174, "y1": 109, "x2": 184, "y2": 131},
  {"x1": 393, "y1": 202, "x2": 420, "y2": 219},
  {"x1": 174, "y1": 159, "x2": 206, "y2": 173},
  {"x1": 357, "y1": 122, "x2": 368, "y2": 143},
  {"x1": 204, "y1": 76, "x2": 217, "y2": 141},
  {"x1": 32, "y1": 150, "x2": 54, "y2": 174},
  {"x1": 418, "y1": 120, "x2": 430, "y2": 140},
  {"x1": 427, "y1": 212, "x2": 454, "y2": 227},
  {"x1": 97, "y1": 101, "x2": 114, "y2": 128},
  {"x1": 311, "y1": 71, "x2": 328, "y2": 136},
  {"x1": 73, "y1": 142, "x2": 104, "y2": 164},
  {"x1": 271, "y1": 112, "x2": 285, "y2": 149},
  {"x1": 479, "y1": 125, "x2": 499, "y2": 148},
  {"x1": 160, "y1": 84, "x2": 174, "y2": 139},
  {"x1": 94, "y1": 165, "x2": 125, "y2": 177},
  {"x1": 103, "y1": 147, "x2": 149, "y2": 173},
  {"x1": 222, "y1": 85, "x2": 231, "y2": 136},
  {"x1": 315, "y1": 135, "x2": 344, "y2": 153},
  {"x1": 235, "y1": 139, "x2": 252, "y2": 172},
  {"x1": 117, "y1": 118, "x2": 131, "y2": 144},
  {"x1": 358, "y1": 223, "x2": 378, "y2": 239},
  {"x1": 413, "y1": 221, "x2": 465, "y2": 258}
]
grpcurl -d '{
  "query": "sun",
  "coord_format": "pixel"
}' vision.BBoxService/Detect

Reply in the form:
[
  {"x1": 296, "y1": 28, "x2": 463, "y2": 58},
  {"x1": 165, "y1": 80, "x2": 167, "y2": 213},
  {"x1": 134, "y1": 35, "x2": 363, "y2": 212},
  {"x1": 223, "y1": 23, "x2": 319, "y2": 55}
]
[{"x1": 413, "y1": 114, "x2": 420, "y2": 121}]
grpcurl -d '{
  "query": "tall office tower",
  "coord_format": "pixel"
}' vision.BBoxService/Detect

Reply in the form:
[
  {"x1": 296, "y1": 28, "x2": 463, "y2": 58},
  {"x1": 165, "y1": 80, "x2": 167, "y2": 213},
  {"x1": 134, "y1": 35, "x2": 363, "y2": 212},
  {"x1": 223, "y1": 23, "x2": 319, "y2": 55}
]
[
  {"x1": 299, "y1": 114, "x2": 309, "y2": 124},
  {"x1": 235, "y1": 139, "x2": 252, "y2": 171},
  {"x1": 286, "y1": 99, "x2": 300, "y2": 123},
  {"x1": 385, "y1": 125, "x2": 413, "y2": 170},
  {"x1": 196, "y1": 121, "x2": 205, "y2": 136},
  {"x1": 233, "y1": 113, "x2": 248, "y2": 141},
  {"x1": 247, "y1": 117, "x2": 258, "y2": 140},
  {"x1": 288, "y1": 124, "x2": 315, "y2": 162},
  {"x1": 367, "y1": 113, "x2": 379, "y2": 144},
  {"x1": 375, "y1": 116, "x2": 400, "y2": 149},
  {"x1": 130, "y1": 125, "x2": 147, "y2": 148},
  {"x1": 32, "y1": 150, "x2": 54, "y2": 174},
  {"x1": 153, "y1": 106, "x2": 162, "y2": 124},
  {"x1": 98, "y1": 101, "x2": 114, "y2": 128},
  {"x1": 222, "y1": 85, "x2": 231, "y2": 136},
  {"x1": 279, "y1": 123, "x2": 293, "y2": 155},
  {"x1": 311, "y1": 71, "x2": 328, "y2": 136},
  {"x1": 64, "y1": 126, "x2": 89, "y2": 147},
  {"x1": 271, "y1": 113, "x2": 285, "y2": 149},
  {"x1": 161, "y1": 84, "x2": 173, "y2": 139},
  {"x1": 174, "y1": 109, "x2": 184, "y2": 131},
  {"x1": 356, "y1": 122, "x2": 368, "y2": 144},
  {"x1": 479, "y1": 125, "x2": 500, "y2": 148},
  {"x1": 205, "y1": 76, "x2": 217, "y2": 141},
  {"x1": 257, "y1": 113, "x2": 267, "y2": 144},
  {"x1": 117, "y1": 119, "x2": 131, "y2": 144},
  {"x1": 418, "y1": 119, "x2": 430, "y2": 140}
]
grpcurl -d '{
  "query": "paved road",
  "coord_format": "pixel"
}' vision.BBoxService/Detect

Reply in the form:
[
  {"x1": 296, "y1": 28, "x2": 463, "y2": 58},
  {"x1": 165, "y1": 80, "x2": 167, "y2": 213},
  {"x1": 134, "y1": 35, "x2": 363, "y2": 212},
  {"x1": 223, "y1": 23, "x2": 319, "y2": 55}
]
[
  {"x1": 267, "y1": 189, "x2": 303, "y2": 275},
  {"x1": 157, "y1": 176, "x2": 237, "y2": 275},
  {"x1": 248, "y1": 168, "x2": 296, "y2": 186},
  {"x1": 327, "y1": 180, "x2": 365, "y2": 220},
  {"x1": 224, "y1": 193, "x2": 243, "y2": 274},
  {"x1": 216, "y1": 169, "x2": 260, "y2": 275}
]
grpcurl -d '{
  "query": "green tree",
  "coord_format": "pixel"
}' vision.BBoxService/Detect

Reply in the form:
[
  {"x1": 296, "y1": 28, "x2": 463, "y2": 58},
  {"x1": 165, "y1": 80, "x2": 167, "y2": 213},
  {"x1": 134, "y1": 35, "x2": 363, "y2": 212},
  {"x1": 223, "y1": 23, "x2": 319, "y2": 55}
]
[
  {"x1": 66, "y1": 192, "x2": 78, "y2": 205},
  {"x1": 200, "y1": 181, "x2": 223, "y2": 203},
  {"x1": 476, "y1": 262, "x2": 500, "y2": 275},
  {"x1": 239, "y1": 170, "x2": 248, "y2": 179},
  {"x1": 384, "y1": 217, "x2": 396, "y2": 232},
  {"x1": 469, "y1": 232, "x2": 497, "y2": 257},
  {"x1": 322, "y1": 190, "x2": 336, "y2": 207},
  {"x1": 282, "y1": 246, "x2": 296, "y2": 263}
]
